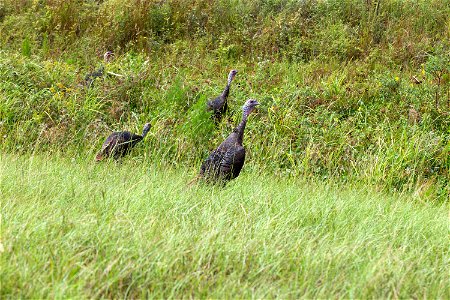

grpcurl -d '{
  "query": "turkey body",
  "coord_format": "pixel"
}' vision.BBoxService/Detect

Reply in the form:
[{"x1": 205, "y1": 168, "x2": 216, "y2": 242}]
[
  {"x1": 207, "y1": 94, "x2": 229, "y2": 123},
  {"x1": 206, "y1": 70, "x2": 237, "y2": 123},
  {"x1": 200, "y1": 99, "x2": 259, "y2": 184},
  {"x1": 95, "y1": 123, "x2": 151, "y2": 161},
  {"x1": 200, "y1": 134, "x2": 246, "y2": 182},
  {"x1": 85, "y1": 66, "x2": 105, "y2": 87}
]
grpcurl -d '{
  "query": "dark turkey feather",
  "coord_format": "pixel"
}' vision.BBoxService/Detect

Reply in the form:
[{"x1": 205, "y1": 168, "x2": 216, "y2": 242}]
[
  {"x1": 200, "y1": 146, "x2": 246, "y2": 182},
  {"x1": 200, "y1": 99, "x2": 259, "y2": 183},
  {"x1": 207, "y1": 70, "x2": 237, "y2": 123},
  {"x1": 95, "y1": 123, "x2": 151, "y2": 161},
  {"x1": 85, "y1": 66, "x2": 105, "y2": 87}
]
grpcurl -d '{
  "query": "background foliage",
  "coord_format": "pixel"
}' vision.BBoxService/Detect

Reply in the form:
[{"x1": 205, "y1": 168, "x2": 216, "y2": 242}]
[{"x1": 0, "y1": 0, "x2": 449, "y2": 199}]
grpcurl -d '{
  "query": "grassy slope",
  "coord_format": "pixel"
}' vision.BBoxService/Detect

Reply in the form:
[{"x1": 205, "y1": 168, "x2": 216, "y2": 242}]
[
  {"x1": 0, "y1": 1, "x2": 449, "y2": 198},
  {"x1": 0, "y1": 2, "x2": 449, "y2": 296},
  {"x1": 1, "y1": 154, "x2": 448, "y2": 298},
  {"x1": 0, "y1": 50, "x2": 449, "y2": 200}
]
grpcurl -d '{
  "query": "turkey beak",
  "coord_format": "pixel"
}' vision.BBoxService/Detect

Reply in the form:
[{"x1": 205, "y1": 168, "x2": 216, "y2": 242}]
[{"x1": 252, "y1": 101, "x2": 260, "y2": 114}]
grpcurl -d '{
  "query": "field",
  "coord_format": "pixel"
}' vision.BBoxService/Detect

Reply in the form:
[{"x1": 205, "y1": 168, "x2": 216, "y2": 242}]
[
  {"x1": 0, "y1": 0, "x2": 449, "y2": 298},
  {"x1": 1, "y1": 154, "x2": 449, "y2": 298}
]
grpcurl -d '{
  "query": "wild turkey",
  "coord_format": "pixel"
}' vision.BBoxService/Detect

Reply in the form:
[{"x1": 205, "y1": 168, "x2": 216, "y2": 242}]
[
  {"x1": 200, "y1": 99, "x2": 259, "y2": 183},
  {"x1": 95, "y1": 123, "x2": 151, "y2": 161},
  {"x1": 85, "y1": 66, "x2": 104, "y2": 87},
  {"x1": 207, "y1": 69, "x2": 238, "y2": 123},
  {"x1": 85, "y1": 51, "x2": 114, "y2": 87}
]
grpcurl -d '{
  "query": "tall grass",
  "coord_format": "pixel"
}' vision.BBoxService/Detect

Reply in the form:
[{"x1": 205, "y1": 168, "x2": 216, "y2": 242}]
[
  {"x1": 2, "y1": 0, "x2": 448, "y2": 62},
  {"x1": 0, "y1": 0, "x2": 449, "y2": 197},
  {"x1": 1, "y1": 153, "x2": 448, "y2": 298},
  {"x1": 1, "y1": 2, "x2": 448, "y2": 297},
  {"x1": 0, "y1": 50, "x2": 448, "y2": 199}
]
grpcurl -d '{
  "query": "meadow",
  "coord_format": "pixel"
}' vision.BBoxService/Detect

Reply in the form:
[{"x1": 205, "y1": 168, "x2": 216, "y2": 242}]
[
  {"x1": 1, "y1": 1, "x2": 449, "y2": 195},
  {"x1": 1, "y1": 154, "x2": 449, "y2": 298},
  {"x1": 0, "y1": 0, "x2": 449, "y2": 298}
]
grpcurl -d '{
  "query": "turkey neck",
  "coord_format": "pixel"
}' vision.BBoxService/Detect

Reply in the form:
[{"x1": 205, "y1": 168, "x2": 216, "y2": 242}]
[
  {"x1": 221, "y1": 83, "x2": 231, "y2": 99},
  {"x1": 141, "y1": 128, "x2": 150, "y2": 138},
  {"x1": 222, "y1": 76, "x2": 234, "y2": 99},
  {"x1": 233, "y1": 112, "x2": 249, "y2": 145}
]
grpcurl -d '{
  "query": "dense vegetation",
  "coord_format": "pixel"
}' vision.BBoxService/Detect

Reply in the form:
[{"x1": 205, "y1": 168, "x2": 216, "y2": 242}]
[
  {"x1": 2, "y1": 154, "x2": 449, "y2": 298},
  {"x1": 0, "y1": 1, "x2": 449, "y2": 194},
  {"x1": 1, "y1": 1, "x2": 449, "y2": 297}
]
